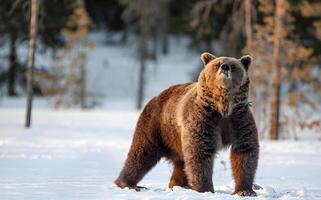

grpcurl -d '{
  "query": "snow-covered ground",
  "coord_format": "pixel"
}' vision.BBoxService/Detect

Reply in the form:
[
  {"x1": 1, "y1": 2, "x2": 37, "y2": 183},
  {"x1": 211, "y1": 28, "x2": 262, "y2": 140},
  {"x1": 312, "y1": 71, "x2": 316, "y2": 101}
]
[{"x1": 1, "y1": 107, "x2": 321, "y2": 200}]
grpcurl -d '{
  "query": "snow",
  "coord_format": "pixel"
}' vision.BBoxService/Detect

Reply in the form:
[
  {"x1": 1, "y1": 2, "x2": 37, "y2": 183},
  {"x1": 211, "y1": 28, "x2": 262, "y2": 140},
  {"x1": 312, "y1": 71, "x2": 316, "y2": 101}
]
[
  {"x1": 1, "y1": 107, "x2": 321, "y2": 200},
  {"x1": 84, "y1": 34, "x2": 200, "y2": 102}
]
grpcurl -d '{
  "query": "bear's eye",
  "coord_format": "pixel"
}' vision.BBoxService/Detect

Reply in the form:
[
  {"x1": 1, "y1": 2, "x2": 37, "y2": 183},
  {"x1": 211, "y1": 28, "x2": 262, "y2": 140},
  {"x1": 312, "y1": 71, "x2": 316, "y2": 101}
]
[{"x1": 230, "y1": 64, "x2": 236, "y2": 70}]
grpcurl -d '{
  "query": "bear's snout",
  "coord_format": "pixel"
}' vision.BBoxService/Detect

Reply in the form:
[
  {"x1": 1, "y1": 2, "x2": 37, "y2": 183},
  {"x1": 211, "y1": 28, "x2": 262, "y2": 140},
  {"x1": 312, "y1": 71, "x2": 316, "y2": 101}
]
[{"x1": 220, "y1": 63, "x2": 230, "y2": 71}]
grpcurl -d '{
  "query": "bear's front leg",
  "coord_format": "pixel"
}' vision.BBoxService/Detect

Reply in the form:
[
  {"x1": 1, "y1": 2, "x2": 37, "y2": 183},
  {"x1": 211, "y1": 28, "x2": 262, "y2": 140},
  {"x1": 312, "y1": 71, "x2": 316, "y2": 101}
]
[
  {"x1": 230, "y1": 108, "x2": 259, "y2": 196},
  {"x1": 182, "y1": 125, "x2": 218, "y2": 193}
]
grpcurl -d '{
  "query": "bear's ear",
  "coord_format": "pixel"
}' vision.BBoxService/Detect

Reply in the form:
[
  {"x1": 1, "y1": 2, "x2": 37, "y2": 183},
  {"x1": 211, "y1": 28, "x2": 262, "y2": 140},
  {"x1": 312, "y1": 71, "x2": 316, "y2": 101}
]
[
  {"x1": 201, "y1": 52, "x2": 216, "y2": 65},
  {"x1": 240, "y1": 55, "x2": 252, "y2": 70}
]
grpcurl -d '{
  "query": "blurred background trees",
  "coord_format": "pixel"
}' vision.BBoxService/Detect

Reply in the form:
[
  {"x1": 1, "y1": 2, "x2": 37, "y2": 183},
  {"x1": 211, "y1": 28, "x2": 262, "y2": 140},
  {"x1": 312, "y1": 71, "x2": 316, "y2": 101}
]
[
  {"x1": 0, "y1": 0, "x2": 74, "y2": 96},
  {"x1": 0, "y1": 0, "x2": 320, "y2": 139}
]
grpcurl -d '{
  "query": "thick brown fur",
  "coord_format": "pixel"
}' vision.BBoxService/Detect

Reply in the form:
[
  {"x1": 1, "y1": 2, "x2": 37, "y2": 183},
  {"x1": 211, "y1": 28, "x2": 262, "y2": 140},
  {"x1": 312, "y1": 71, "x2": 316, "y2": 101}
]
[{"x1": 115, "y1": 53, "x2": 259, "y2": 196}]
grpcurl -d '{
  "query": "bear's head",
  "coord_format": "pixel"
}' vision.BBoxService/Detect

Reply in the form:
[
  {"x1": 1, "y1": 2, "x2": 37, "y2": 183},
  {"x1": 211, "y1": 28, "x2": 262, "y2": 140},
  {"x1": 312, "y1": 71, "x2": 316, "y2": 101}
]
[{"x1": 198, "y1": 52, "x2": 252, "y2": 116}]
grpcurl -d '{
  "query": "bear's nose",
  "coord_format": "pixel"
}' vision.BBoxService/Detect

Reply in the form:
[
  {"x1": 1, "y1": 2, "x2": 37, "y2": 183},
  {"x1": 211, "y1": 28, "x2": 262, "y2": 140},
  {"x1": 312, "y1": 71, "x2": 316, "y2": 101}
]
[{"x1": 221, "y1": 63, "x2": 230, "y2": 71}]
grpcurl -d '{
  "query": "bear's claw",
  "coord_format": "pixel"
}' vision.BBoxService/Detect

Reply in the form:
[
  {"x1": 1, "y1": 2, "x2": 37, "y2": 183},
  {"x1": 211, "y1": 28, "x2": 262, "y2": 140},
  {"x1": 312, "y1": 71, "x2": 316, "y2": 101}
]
[
  {"x1": 233, "y1": 190, "x2": 257, "y2": 197},
  {"x1": 253, "y1": 183, "x2": 263, "y2": 190},
  {"x1": 132, "y1": 185, "x2": 148, "y2": 191}
]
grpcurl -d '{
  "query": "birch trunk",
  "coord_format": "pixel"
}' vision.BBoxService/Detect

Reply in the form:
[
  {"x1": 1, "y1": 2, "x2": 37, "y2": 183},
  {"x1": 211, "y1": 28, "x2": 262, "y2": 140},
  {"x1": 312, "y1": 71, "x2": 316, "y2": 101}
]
[{"x1": 25, "y1": 0, "x2": 38, "y2": 128}]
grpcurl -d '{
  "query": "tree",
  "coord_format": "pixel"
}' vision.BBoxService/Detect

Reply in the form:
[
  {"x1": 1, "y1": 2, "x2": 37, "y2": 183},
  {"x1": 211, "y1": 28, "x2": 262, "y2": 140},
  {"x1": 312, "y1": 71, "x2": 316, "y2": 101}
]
[
  {"x1": 269, "y1": 0, "x2": 285, "y2": 140},
  {"x1": 244, "y1": 0, "x2": 253, "y2": 54},
  {"x1": 54, "y1": 0, "x2": 93, "y2": 109},
  {"x1": 120, "y1": 0, "x2": 165, "y2": 109},
  {"x1": 159, "y1": 0, "x2": 170, "y2": 55},
  {"x1": 25, "y1": 0, "x2": 38, "y2": 128}
]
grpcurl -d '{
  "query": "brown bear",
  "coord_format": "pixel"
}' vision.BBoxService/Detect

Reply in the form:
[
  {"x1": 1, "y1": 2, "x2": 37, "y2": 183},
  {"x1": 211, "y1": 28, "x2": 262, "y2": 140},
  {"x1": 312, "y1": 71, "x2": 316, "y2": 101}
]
[{"x1": 115, "y1": 52, "x2": 259, "y2": 196}]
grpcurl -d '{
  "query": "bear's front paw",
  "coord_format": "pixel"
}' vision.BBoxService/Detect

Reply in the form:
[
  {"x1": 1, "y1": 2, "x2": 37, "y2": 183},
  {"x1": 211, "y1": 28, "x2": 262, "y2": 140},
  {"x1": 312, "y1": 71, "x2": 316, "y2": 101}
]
[{"x1": 233, "y1": 190, "x2": 257, "y2": 197}]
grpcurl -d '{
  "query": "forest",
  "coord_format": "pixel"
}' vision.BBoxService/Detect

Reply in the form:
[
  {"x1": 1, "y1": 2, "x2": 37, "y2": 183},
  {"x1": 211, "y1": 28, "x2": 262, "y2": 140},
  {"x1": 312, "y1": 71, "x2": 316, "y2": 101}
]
[{"x1": 1, "y1": 0, "x2": 320, "y2": 139}]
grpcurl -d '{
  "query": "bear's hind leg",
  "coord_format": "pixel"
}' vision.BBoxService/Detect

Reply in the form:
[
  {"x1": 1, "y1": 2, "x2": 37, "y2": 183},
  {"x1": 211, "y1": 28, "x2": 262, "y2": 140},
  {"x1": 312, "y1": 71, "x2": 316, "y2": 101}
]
[
  {"x1": 115, "y1": 140, "x2": 162, "y2": 190},
  {"x1": 168, "y1": 161, "x2": 189, "y2": 189}
]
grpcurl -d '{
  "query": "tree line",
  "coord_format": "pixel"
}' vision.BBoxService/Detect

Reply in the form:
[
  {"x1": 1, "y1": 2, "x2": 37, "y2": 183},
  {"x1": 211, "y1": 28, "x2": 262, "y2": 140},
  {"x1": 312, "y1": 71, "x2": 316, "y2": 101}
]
[{"x1": 0, "y1": 0, "x2": 320, "y2": 139}]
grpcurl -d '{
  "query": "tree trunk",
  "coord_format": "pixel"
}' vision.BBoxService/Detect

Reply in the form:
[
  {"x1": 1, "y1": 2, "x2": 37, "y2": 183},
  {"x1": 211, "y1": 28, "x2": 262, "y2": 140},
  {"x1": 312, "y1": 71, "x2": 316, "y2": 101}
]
[
  {"x1": 161, "y1": 33, "x2": 169, "y2": 55},
  {"x1": 79, "y1": 55, "x2": 87, "y2": 109},
  {"x1": 244, "y1": 0, "x2": 258, "y2": 114},
  {"x1": 270, "y1": 0, "x2": 284, "y2": 140},
  {"x1": 152, "y1": 31, "x2": 158, "y2": 61},
  {"x1": 160, "y1": 0, "x2": 169, "y2": 55},
  {"x1": 8, "y1": 36, "x2": 17, "y2": 96},
  {"x1": 121, "y1": 26, "x2": 128, "y2": 44},
  {"x1": 137, "y1": 27, "x2": 146, "y2": 110},
  {"x1": 244, "y1": 0, "x2": 252, "y2": 53},
  {"x1": 25, "y1": 0, "x2": 38, "y2": 128},
  {"x1": 270, "y1": 81, "x2": 280, "y2": 140}
]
